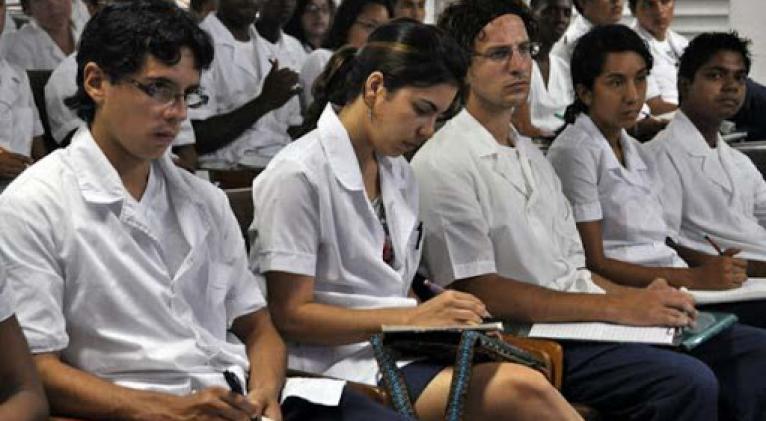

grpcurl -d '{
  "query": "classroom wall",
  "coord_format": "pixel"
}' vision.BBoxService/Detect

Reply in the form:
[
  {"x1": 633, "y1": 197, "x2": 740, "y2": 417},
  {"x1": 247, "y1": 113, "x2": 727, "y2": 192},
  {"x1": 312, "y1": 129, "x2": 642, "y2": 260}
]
[{"x1": 730, "y1": 0, "x2": 766, "y2": 83}]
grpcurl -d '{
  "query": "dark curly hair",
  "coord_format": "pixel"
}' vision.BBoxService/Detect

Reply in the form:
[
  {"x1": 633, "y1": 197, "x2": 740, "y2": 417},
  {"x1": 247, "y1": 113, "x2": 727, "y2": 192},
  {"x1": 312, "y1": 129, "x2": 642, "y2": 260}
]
[
  {"x1": 65, "y1": 0, "x2": 214, "y2": 123},
  {"x1": 678, "y1": 31, "x2": 751, "y2": 84},
  {"x1": 323, "y1": 0, "x2": 394, "y2": 50}
]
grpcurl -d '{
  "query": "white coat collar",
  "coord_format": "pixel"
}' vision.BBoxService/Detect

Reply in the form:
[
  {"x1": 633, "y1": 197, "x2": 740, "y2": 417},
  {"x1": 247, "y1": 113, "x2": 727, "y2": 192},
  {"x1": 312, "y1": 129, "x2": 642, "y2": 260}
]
[
  {"x1": 317, "y1": 104, "x2": 407, "y2": 192},
  {"x1": 668, "y1": 110, "x2": 735, "y2": 194},
  {"x1": 574, "y1": 114, "x2": 648, "y2": 177},
  {"x1": 563, "y1": 14, "x2": 593, "y2": 47},
  {"x1": 202, "y1": 14, "x2": 261, "y2": 79}
]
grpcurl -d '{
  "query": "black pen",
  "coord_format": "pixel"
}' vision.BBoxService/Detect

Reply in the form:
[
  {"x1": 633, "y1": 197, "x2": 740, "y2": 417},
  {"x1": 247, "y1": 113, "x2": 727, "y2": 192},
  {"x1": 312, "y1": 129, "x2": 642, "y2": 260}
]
[
  {"x1": 415, "y1": 222, "x2": 423, "y2": 250},
  {"x1": 422, "y1": 279, "x2": 494, "y2": 319},
  {"x1": 224, "y1": 371, "x2": 266, "y2": 421},
  {"x1": 704, "y1": 235, "x2": 724, "y2": 256}
]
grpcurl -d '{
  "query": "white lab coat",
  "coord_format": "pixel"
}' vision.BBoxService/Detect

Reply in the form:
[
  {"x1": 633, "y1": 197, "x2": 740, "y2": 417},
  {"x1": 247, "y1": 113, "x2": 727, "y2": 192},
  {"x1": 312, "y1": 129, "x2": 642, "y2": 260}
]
[
  {"x1": 250, "y1": 105, "x2": 420, "y2": 386},
  {"x1": 0, "y1": 58, "x2": 44, "y2": 192},
  {"x1": 191, "y1": 14, "x2": 305, "y2": 169},
  {"x1": 3, "y1": 19, "x2": 79, "y2": 70},
  {"x1": 411, "y1": 109, "x2": 604, "y2": 294},
  {"x1": 0, "y1": 127, "x2": 266, "y2": 393},
  {"x1": 528, "y1": 57, "x2": 573, "y2": 133},
  {"x1": 547, "y1": 114, "x2": 685, "y2": 267},
  {"x1": 632, "y1": 22, "x2": 688, "y2": 105},
  {"x1": 44, "y1": 54, "x2": 196, "y2": 145},
  {"x1": 551, "y1": 14, "x2": 592, "y2": 64},
  {"x1": 0, "y1": 266, "x2": 13, "y2": 323},
  {"x1": 299, "y1": 48, "x2": 332, "y2": 110},
  {"x1": 644, "y1": 110, "x2": 766, "y2": 261}
]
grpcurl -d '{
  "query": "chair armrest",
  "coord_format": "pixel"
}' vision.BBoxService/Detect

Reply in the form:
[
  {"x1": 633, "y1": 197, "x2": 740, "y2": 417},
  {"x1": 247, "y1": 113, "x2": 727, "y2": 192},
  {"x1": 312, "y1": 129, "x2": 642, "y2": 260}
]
[{"x1": 501, "y1": 334, "x2": 563, "y2": 389}]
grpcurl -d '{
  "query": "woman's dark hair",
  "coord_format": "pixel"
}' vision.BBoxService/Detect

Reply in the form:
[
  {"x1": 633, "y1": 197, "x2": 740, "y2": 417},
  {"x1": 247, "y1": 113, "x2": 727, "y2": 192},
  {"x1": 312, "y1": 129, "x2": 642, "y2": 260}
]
[
  {"x1": 65, "y1": 0, "x2": 214, "y2": 123},
  {"x1": 284, "y1": 0, "x2": 337, "y2": 50},
  {"x1": 297, "y1": 18, "x2": 469, "y2": 137},
  {"x1": 323, "y1": 0, "x2": 394, "y2": 50},
  {"x1": 437, "y1": 0, "x2": 535, "y2": 55},
  {"x1": 678, "y1": 31, "x2": 751, "y2": 86},
  {"x1": 564, "y1": 24, "x2": 653, "y2": 124}
]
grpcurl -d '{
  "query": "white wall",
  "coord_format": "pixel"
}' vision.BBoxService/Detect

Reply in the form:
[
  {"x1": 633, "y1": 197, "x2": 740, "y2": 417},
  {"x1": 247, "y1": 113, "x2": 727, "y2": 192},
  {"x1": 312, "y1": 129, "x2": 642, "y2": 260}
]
[{"x1": 730, "y1": 0, "x2": 766, "y2": 83}]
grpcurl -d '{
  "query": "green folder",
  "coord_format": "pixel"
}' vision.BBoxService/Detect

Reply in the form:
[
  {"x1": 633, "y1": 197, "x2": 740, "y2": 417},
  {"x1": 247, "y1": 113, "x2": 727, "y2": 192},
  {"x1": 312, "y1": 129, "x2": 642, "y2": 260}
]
[{"x1": 678, "y1": 311, "x2": 738, "y2": 351}]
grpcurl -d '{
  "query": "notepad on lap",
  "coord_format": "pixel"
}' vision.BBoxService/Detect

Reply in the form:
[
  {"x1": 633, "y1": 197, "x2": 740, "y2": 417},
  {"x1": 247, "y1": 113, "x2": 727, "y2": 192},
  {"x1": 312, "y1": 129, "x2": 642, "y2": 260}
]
[
  {"x1": 381, "y1": 321, "x2": 504, "y2": 333},
  {"x1": 689, "y1": 278, "x2": 766, "y2": 304},
  {"x1": 528, "y1": 322, "x2": 677, "y2": 345}
]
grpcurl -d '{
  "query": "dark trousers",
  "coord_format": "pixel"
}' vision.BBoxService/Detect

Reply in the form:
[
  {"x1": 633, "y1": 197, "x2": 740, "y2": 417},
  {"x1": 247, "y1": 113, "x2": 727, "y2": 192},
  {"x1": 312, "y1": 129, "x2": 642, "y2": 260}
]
[
  {"x1": 701, "y1": 299, "x2": 766, "y2": 329},
  {"x1": 562, "y1": 324, "x2": 766, "y2": 421}
]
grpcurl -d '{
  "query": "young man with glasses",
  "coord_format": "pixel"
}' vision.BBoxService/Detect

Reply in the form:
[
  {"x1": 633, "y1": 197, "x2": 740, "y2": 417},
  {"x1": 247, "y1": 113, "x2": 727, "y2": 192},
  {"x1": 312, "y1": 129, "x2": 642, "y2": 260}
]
[
  {"x1": 411, "y1": 0, "x2": 761, "y2": 418},
  {"x1": 0, "y1": 1, "x2": 347, "y2": 419}
]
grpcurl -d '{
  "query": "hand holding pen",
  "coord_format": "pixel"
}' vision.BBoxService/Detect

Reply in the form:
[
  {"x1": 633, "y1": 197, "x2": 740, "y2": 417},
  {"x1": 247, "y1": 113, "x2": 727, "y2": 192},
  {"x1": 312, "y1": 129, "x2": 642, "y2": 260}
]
[
  {"x1": 411, "y1": 279, "x2": 493, "y2": 326},
  {"x1": 224, "y1": 370, "x2": 279, "y2": 421}
]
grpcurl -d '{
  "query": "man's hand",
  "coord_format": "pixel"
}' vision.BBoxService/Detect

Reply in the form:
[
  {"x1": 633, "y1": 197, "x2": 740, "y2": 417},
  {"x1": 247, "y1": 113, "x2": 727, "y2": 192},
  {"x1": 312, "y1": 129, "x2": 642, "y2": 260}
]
[
  {"x1": 691, "y1": 249, "x2": 747, "y2": 290},
  {"x1": 611, "y1": 278, "x2": 697, "y2": 327},
  {"x1": 147, "y1": 387, "x2": 261, "y2": 421},
  {"x1": 247, "y1": 386, "x2": 282, "y2": 421},
  {"x1": 0, "y1": 147, "x2": 33, "y2": 179},
  {"x1": 259, "y1": 59, "x2": 301, "y2": 111}
]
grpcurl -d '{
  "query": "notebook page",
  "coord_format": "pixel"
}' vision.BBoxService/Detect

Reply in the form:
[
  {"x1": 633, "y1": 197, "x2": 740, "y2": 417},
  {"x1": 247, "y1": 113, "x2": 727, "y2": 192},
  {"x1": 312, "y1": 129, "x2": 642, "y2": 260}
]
[
  {"x1": 690, "y1": 278, "x2": 766, "y2": 305},
  {"x1": 529, "y1": 322, "x2": 676, "y2": 345}
]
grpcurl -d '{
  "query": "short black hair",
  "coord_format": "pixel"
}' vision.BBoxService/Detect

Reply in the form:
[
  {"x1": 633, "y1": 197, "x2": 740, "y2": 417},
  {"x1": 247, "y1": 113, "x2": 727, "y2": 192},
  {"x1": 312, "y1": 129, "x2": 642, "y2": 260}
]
[
  {"x1": 323, "y1": 0, "x2": 394, "y2": 50},
  {"x1": 628, "y1": 0, "x2": 638, "y2": 12},
  {"x1": 565, "y1": 24, "x2": 653, "y2": 122},
  {"x1": 66, "y1": 0, "x2": 214, "y2": 123},
  {"x1": 678, "y1": 31, "x2": 751, "y2": 83},
  {"x1": 437, "y1": 0, "x2": 535, "y2": 55}
]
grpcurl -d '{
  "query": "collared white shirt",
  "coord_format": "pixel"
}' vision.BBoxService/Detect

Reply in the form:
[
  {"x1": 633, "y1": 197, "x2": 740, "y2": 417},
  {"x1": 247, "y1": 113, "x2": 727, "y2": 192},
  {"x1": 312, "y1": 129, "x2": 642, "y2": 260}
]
[
  {"x1": 411, "y1": 109, "x2": 603, "y2": 294},
  {"x1": 632, "y1": 22, "x2": 688, "y2": 105},
  {"x1": 548, "y1": 114, "x2": 685, "y2": 267},
  {"x1": 528, "y1": 57, "x2": 573, "y2": 133},
  {"x1": 644, "y1": 110, "x2": 766, "y2": 261},
  {"x1": 0, "y1": 127, "x2": 265, "y2": 393},
  {"x1": 4, "y1": 19, "x2": 79, "y2": 70},
  {"x1": 250, "y1": 105, "x2": 420, "y2": 385},
  {"x1": 0, "y1": 265, "x2": 14, "y2": 323},
  {"x1": 44, "y1": 54, "x2": 196, "y2": 145},
  {"x1": 551, "y1": 14, "x2": 593, "y2": 64},
  {"x1": 299, "y1": 48, "x2": 332, "y2": 110},
  {"x1": 0, "y1": 58, "x2": 44, "y2": 156},
  {"x1": 191, "y1": 14, "x2": 305, "y2": 169}
]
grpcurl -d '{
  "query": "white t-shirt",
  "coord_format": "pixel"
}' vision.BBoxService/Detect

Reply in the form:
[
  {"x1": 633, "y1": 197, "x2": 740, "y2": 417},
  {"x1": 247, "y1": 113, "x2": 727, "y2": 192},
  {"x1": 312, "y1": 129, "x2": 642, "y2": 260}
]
[
  {"x1": 644, "y1": 110, "x2": 766, "y2": 261},
  {"x1": 547, "y1": 114, "x2": 685, "y2": 267},
  {"x1": 0, "y1": 127, "x2": 265, "y2": 393},
  {"x1": 250, "y1": 105, "x2": 420, "y2": 385},
  {"x1": 411, "y1": 109, "x2": 603, "y2": 294},
  {"x1": 528, "y1": 57, "x2": 574, "y2": 133}
]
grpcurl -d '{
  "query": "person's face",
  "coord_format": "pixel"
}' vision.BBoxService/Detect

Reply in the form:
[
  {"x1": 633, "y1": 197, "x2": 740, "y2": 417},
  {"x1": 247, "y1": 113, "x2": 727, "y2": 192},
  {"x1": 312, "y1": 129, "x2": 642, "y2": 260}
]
[
  {"x1": 393, "y1": 0, "x2": 425, "y2": 22},
  {"x1": 86, "y1": 47, "x2": 201, "y2": 162},
  {"x1": 532, "y1": 0, "x2": 572, "y2": 46},
  {"x1": 301, "y1": 0, "x2": 331, "y2": 40},
  {"x1": 580, "y1": 51, "x2": 648, "y2": 133},
  {"x1": 466, "y1": 14, "x2": 533, "y2": 111},
  {"x1": 217, "y1": 0, "x2": 261, "y2": 28},
  {"x1": 28, "y1": 0, "x2": 72, "y2": 29},
  {"x1": 634, "y1": 0, "x2": 674, "y2": 40},
  {"x1": 259, "y1": 0, "x2": 297, "y2": 26},
  {"x1": 366, "y1": 77, "x2": 458, "y2": 156},
  {"x1": 581, "y1": 0, "x2": 623, "y2": 25},
  {"x1": 346, "y1": 3, "x2": 390, "y2": 48},
  {"x1": 681, "y1": 50, "x2": 748, "y2": 122}
]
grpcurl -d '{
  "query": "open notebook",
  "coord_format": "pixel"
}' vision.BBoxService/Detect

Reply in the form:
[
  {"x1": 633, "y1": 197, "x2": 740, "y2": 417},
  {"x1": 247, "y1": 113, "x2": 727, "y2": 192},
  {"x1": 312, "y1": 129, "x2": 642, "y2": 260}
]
[
  {"x1": 381, "y1": 322, "x2": 504, "y2": 333},
  {"x1": 689, "y1": 278, "x2": 766, "y2": 305}
]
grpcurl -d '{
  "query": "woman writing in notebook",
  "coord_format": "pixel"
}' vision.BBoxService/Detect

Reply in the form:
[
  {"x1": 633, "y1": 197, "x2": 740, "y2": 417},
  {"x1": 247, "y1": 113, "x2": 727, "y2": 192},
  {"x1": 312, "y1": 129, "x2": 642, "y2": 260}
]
[
  {"x1": 546, "y1": 25, "x2": 763, "y2": 324},
  {"x1": 250, "y1": 19, "x2": 581, "y2": 421}
]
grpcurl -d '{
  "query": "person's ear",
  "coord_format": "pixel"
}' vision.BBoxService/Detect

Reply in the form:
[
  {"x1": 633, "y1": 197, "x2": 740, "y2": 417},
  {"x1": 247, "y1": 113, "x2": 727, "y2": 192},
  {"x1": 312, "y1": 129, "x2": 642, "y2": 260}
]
[
  {"x1": 575, "y1": 83, "x2": 593, "y2": 107},
  {"x1": 83, "y1": 62, "x2": 110, "y2": 107},
  {"x1": 363, "y1": 71, "x2": 386, "y2": 109}
]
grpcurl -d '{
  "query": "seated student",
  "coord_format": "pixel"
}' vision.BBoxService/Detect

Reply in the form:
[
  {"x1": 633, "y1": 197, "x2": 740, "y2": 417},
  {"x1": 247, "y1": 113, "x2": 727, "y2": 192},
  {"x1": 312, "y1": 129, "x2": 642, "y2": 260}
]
[
  {"x1": 46, "y1": 53, "x2": 199, "y2": 169},
  {"x1": 392, "y1": 0, "x2": 425, "y2": 22},
  {"x1": 414, "y1": 1, "x2": 766, "y2": 419},
  {"x1": 511, "y1": 0, "x2": 574, "y2": 138},
  {"x1": 0, "y1": 0, "x2": 46, "y2": 192},
  {"x1": 551, "y1": 0, "x2": 622, "y2": 64},
  {"x1": 0, "y1": 2, "x2": 349, "y2": 419},
  {"x1": 4, "y1": 0, "x2": 79, "y2": 70},
  {"x1": 189, "y1": 0, "x2": 305, "y2": 170},
  {"x1": 284, "y1": 0, "x2": 336, "y2": 53},
  {"x1": 548, "y1": 25, "x2": 750, "y2": 294},
  {"x1": 644, "y1": 33, "x2": 766, "y2": 316},
  {"x1": 251, "y1": 19, "x2": 582, "y2": 421},
  {"x1": 298, "y1": 0, "x2": 392, "y2": 111},
  {"x1": 0, "y1": 266, "x2": 49, "y2": 421}
]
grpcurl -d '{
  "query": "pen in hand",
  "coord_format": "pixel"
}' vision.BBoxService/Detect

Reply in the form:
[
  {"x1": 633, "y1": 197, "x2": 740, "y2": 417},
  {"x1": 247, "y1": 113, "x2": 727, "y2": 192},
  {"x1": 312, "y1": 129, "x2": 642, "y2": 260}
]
[
  {"x1": 704, "y1": 235, "x2": 724, "y2": 256},
  {"x1": 422, "y1": 279, "x2": 494, "y2": 319},
  {"x1": 224, "y1": 370, "x2": 268, "y2": 421}
]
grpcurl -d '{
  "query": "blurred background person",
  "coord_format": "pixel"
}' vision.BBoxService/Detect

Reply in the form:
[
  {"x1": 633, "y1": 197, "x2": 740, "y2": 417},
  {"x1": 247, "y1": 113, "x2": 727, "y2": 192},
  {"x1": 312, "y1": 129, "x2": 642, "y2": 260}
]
[
  {"x1": 392, "y1": 0, "x2": 424, "y2": 22},
  {"x1": 284, "y1": 0, "x2": 335, "y2": 52},
  {"x1": 4, "y1": 0, "x2": 79, "y2": 70}
]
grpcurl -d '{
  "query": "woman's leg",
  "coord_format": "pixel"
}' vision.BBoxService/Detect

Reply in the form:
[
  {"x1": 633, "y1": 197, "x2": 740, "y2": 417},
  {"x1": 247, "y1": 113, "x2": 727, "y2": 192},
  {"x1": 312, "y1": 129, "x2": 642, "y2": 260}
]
[{"x1": 413, "y1": 362, "x2": 582, "y2": 421}]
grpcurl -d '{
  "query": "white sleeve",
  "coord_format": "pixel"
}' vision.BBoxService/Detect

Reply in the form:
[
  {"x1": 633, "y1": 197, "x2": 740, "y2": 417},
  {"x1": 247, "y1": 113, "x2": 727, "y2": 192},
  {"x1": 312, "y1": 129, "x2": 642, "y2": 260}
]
[
  {"x1": 45, "y1": 57, "x2": 81, "y2": 143},
  {"x1": 20, "y1": 70, "x2": 44, "y2": 138},
  {"x1": 547, "y1": 142, "x2": 602, "y2": 222},
  {"x1": 0, "y1": 266, "x2": 15, "y2": 323},
  {"x1": 0, "y1": 187, "x2": 69, "y2": 352},
  {"x1": 250, "y1": 160, "x2": 320, "y2": 277},
  {"x1": 299, "y1": 50, "x2": 330, "y2": 110},
  {"x1": 413, "y1": 157, "x2": 496, "y2": 285}
]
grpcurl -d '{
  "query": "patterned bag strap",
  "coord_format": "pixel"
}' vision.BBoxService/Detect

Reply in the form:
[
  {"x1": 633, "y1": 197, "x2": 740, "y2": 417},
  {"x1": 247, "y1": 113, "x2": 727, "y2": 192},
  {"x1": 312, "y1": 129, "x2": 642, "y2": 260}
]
[
  {"x1": 370, "y1": 334, "x2": 418, "y2": 419},
  {"x1": 444, "y1": 330, "x2": 481, "y2": 421}
]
